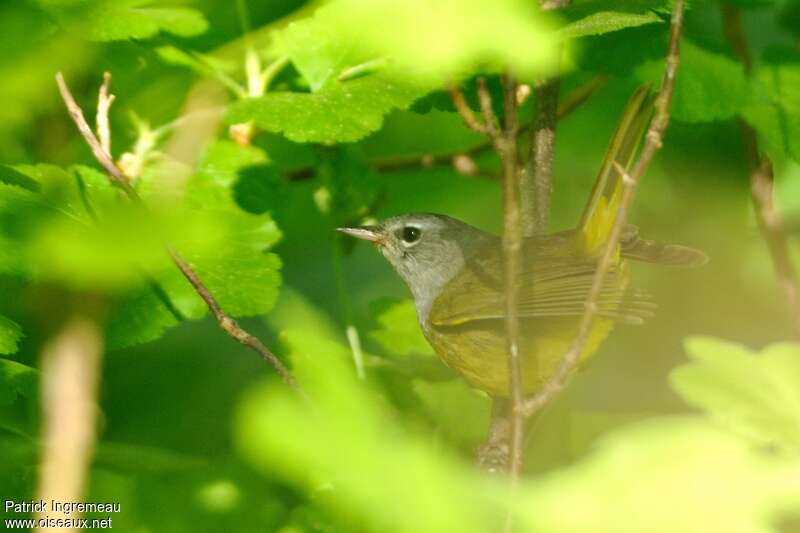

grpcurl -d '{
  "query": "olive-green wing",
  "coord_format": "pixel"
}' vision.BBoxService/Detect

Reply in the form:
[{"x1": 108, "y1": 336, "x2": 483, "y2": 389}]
[{"x1": 429, "y1": 240, "x2": 654, "y2": 328}]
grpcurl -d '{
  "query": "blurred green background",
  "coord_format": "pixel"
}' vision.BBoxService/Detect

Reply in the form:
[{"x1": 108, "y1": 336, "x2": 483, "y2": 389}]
[{"x1": 2, "y1": 0, "x2": 800, "y2": 532}]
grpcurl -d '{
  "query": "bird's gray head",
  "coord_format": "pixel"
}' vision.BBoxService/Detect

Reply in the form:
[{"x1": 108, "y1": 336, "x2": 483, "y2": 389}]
[{"x1": 338, "y1": 213, "x2": 492, "y2": 318}]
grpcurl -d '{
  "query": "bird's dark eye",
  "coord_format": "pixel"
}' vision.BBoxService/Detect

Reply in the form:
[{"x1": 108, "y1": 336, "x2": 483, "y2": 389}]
[{"x1": 401, "y1": 226, "x2": 421, "y2": 244}]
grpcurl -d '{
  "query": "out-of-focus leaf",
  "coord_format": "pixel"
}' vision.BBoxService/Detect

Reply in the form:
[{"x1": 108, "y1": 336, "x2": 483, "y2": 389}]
[
  {"x1": 0, "y1": 4, "x2": 89, "y2": 159},
  {"x1": 0, "y1": 165, "x2": 40, "y2": 192},
  {"x1": 227, "y1": 75, "x2": 428, "y2": 144},
  {"x1": 519, "y1": 417, "x2": 800, "y2": 533},
  {"x1": 637, "y1": 39, "x2": 750, "y2": 122},
  {"x1": 670, "y1": 337, "x2": 800, "y2": 453},
  {"x1": 39, "y1": 0, "x2": 209, "y2": 41},
  {"x1": 276, "y1": 7, "x2": 373, "y2": 91},
  {"x1": 561, "y1": 11, "x2": 662, "y2": 39},
  {"x1": 94, "y1": 441, "x2": 207, "y2": 473},
  {"x1": 413, "y1": 380, "x2": 489, "y2": 449},
  {"x1": 155, "y1": 45, "x2": 237, "y2": 80},
  {"x1": 369, "y1": 298, "x2": 434, "y2": 357},
  {"x1": 743, "y1": 47, "x2": 800, "y2": 163},
  {"x1": 0, "y1": 316, "x2": 23, "y2": 356},
  {"x1": 235, "y1": 330, "x2": 501, "y2": 533},
  {"x1": 301, "y1": 0, "x2": 557, "y2": 83},
  {"x1": 0, "y1": 164, "x2": 174, "y2": 289},
  {"x1": 0, "y1": 357, "x2": 37, "y2": 406}
]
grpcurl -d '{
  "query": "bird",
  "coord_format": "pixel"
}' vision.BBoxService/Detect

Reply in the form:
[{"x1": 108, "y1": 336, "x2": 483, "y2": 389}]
[{"x1": 338, "y1": 86, "x2": 707, "y2": 397}]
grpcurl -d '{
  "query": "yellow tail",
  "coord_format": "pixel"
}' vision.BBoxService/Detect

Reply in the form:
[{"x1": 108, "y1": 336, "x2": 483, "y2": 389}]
[{"x1": 578, "y1": 85, "x2": 654, "y2": 256}]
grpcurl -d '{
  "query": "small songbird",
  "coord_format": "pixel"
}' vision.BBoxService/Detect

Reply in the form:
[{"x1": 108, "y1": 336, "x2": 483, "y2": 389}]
[{"x1": 338, "y1": 86, "x2": 707, "y2": 397}]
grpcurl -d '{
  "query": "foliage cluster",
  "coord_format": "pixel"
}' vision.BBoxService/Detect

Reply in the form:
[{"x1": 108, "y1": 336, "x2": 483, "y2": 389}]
[{"x1": 1, "y1": 0, "x2": 800, "y2": 531}]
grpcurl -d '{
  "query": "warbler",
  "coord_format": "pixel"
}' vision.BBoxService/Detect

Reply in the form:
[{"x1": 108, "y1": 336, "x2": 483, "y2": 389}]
[{"x1": 338, "y1": 86, "x2": 706, "y2": 397}]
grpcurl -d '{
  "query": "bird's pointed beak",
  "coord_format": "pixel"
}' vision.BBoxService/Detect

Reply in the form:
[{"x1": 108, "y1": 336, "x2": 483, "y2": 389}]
[{"x1": 336, "y1": 226, "x2": 384, "y2": 245}]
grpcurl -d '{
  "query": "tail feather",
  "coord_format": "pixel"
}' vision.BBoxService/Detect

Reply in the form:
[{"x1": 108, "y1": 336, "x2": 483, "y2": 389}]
[
  {"x1": 623, "y1": 237, "x2": 709, "y2": 267},
  {"x1": 578, "y1": 85, "x2": 654, "y2": 256}
]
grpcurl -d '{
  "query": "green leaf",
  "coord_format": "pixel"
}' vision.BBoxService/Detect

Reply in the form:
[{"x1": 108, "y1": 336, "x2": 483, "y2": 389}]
[
  {"x1": 53, "y1": 0, "x2": 208, "y2": 41},
  {"x1": 576, "y1": 23, "x2": 668, "y2": 76},
  {"x1": 154, "y1": 45, "x2": 237, "y2": 80},
  {"x1": 319, "y1": 148, "x2": 382, "y2": 225},
  {"x1": 276, "y1": 6, "x2": 373, "y2": 91},
  {"x1": 369, "y1": 298, "x2": 434, "y2": 357},
  {"x1": 0, "y1": 316, "x2": 23, "y2": 356},
  {"x1": 234, "y1": 330, "x2": 500, "y2": 533},
  {"x1": 308, "y1": 0, "x2": 557, "y2": 83},
  {"x1": 227, "y1": 74, "x2": 429, "y2": 144},
  {"x1": 150, "y1": 141, "x2": 283, "y2": 319},
  {"x1": 637, "y1": 39, "x2": 750, "y2": 122},
  {"x1": 0, "y1": 165, "x2": 40, "y2": 192},
  {"x1": 670, "y1": 337, "x2": 800, "y2": 453},
  {"x1": 0, "y1": 357, "x2": 37, "y2": 406},
  {"x1": 561, "y1": 11, "x2": 662, "y2": 39},
  {"x1": 105, "y1": 287, "x2": 180, "y2": 350},
  {"x1": 743, "y1": 47, "x2": 800, "y2": 162},
  {"x1": 519, "y1": 417, "x2": 800, "y2": 533}
]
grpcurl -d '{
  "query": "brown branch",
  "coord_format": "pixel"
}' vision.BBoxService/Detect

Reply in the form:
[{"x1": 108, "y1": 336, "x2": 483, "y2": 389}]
[
  {"x1": 522, "y1": 77, "x2": 560, "y2": 236},
  {"x1": 721, "y1": 6, "x2": 800, "y2": 339},
  {"x1": 55, "y1": 72, "x2": 303, "y2": 394},
  {"x1": 519, "y1": 0, "x2": 571, "y2": 237},
  {"x1": 522, "y1": 0, "x2": 686, "y2": 417},
  {"x1": 477, "y1": 78, "x2": 502, "y2": 140},
  {"x1": 498, "y1": 73, "x2": 526, "y2": 485},
  {"x1": 35, "y1": 317, "x2": 103, "y2": 532}
]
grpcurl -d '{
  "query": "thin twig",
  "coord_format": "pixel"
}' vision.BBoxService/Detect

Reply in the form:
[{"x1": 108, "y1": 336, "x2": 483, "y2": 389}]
[
  {"x1": 35, "y1": 317, "x2": 102, "y2": 532},
  {"x1": 721, "y1": 5, "x2": 800, "y2": 339},
  {"x1": 498, "y1": 74, "x2": 525, "y2": 484},
  {"x1": 96, "y1": 71, "x2": 115, "y2": 157},
  {"x1": 56, "y1": 72, "x2": 302, "y2": 394},
  {"x1": 449, "y1": 85, "x2": 489, "y2": 135},
  {"x1": 521, "y1": 0, "x2": 686, "y2": 416},
  {"x1": 749, "y1": 160, "x2": 800, "y2": 337},
  {"x1": 477, "y1": 78, "x2": 502, "y2": 139}
]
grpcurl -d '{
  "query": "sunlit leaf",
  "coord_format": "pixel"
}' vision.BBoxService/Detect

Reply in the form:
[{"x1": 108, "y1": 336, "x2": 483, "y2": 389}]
[
  {"x1": 520, "y1": 417, "x2": 800, "y2": 533},
  {"x1": 39, "y1": 0, "x2": 209, "y2": 41},
  {"x1": 561, "y1": 11, "x2": 662, "y2": 39},
  {"x1": 671, "y1": 337, "x2": 800, "y2": 453},
  {"x1": 235, "y1": 330, "x2": 501, "y2": 533},
  {"x1": 227, "y1": 75, "x2": 429, "y2": 144},
  {"x1": 149, "y1": 141, "x2": 283, "y2": 319}
]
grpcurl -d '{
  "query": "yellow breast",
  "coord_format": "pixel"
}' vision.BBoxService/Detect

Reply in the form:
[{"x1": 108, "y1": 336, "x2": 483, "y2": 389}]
[{"x1": 424, "y1": 316, "x2": 615, "y2": 397}]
